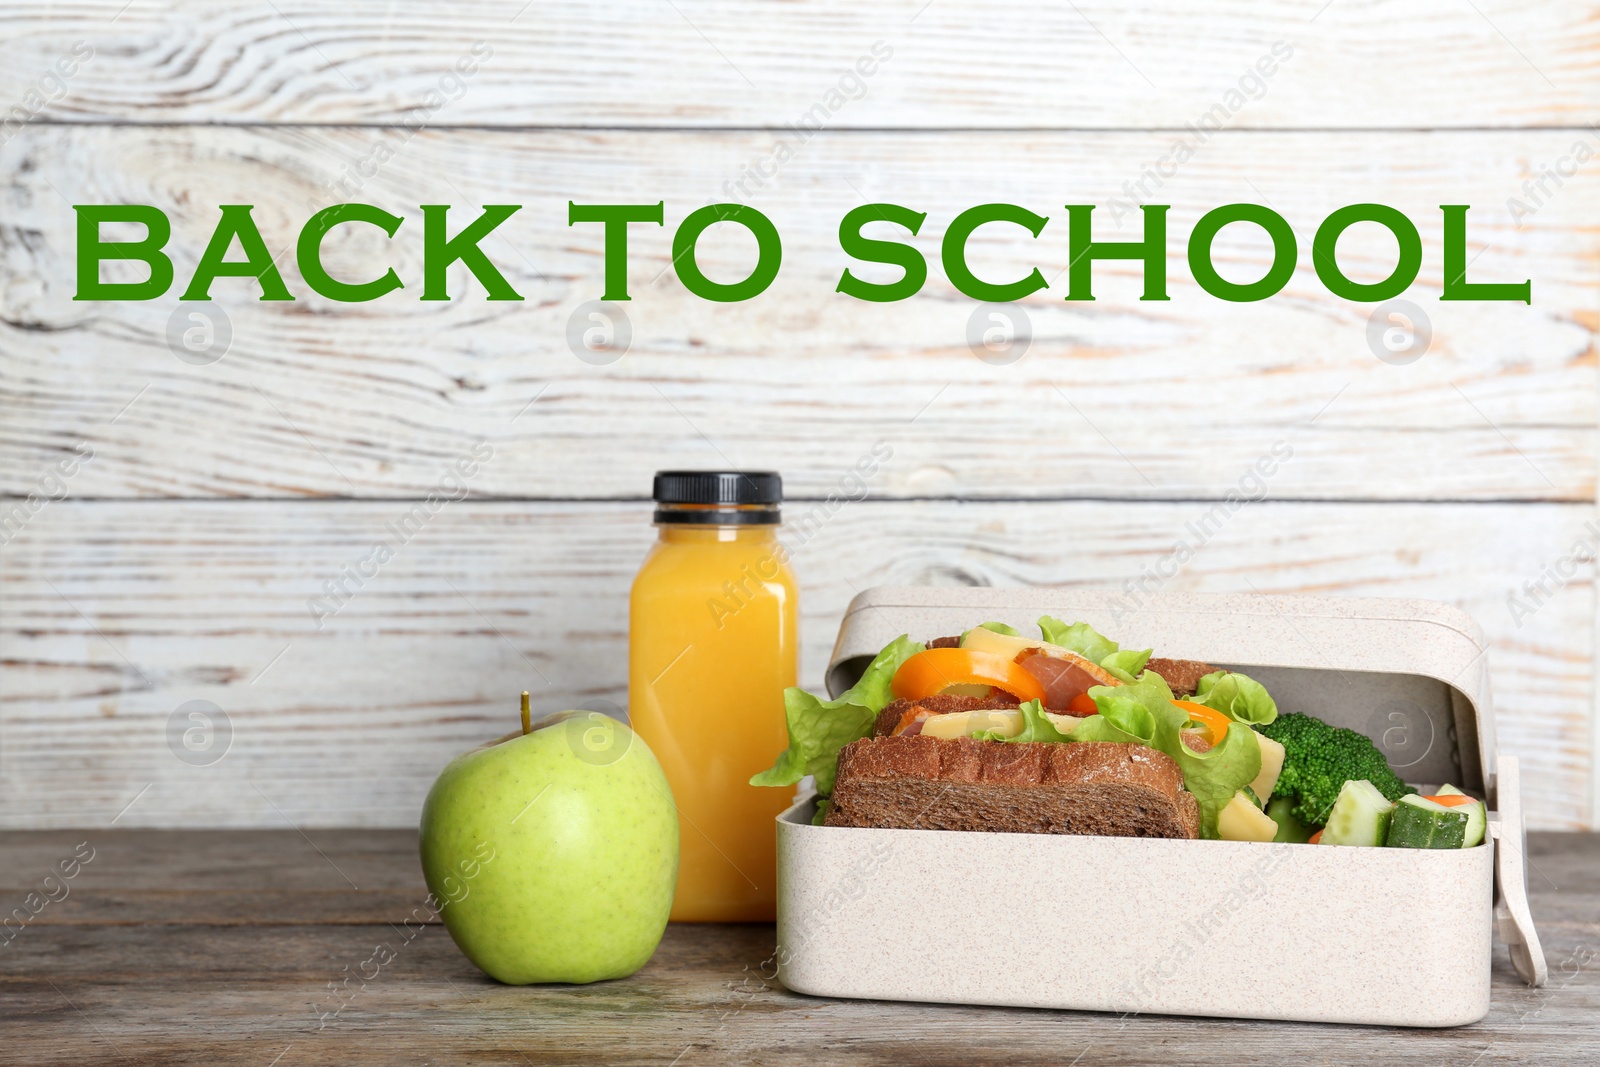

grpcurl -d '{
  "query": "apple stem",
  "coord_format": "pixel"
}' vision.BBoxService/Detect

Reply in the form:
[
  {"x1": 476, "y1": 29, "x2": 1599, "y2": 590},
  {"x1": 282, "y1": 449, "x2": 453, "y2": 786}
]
[{"x1": 520, "y1": 690, "x2": 531, "y2": 735}]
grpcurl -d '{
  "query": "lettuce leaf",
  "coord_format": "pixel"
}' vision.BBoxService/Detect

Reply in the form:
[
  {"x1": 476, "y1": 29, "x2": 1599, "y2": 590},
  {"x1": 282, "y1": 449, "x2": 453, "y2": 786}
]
[
  {"x1": 960, "y1": 620, "x2": 1021, "y2": 644},
  {"x1": 1036, "y1": 616, "x2": 1152, "y2": 682},
  {"x1": 1077, "y1": 671, "x2": 1262, "y2": 839},
  {"x1": 1101, "y1": 647, "x2": 1153, "y2": 683},
  {"x1": 1037, "y1": 617, "x2": 1119, "y2": 663},
  {"x1": 1190, "y1": 670, "x2": 1279, "y2": 726},
  {"x1": 975, "y1": 699, "x2": 1073, "y2": 744},
  {"x1": 1169, "y1": 718, "x2": 1262, "y2": 839},
  {"x1": 1071, "y1": 679, "x2": 1161, "y2": 745},
  {"x1": 811, "y1": 797, "x2": 831, "y2": 826},
  {"x1": 750, "y1": 634, "x2": 924, "y2": 795}
]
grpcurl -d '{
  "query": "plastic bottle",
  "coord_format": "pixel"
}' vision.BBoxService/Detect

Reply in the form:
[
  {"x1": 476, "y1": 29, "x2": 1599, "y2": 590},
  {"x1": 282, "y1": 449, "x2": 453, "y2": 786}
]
[{"x1": 628, "y1": 471, "x2": 798, "y2": 921}]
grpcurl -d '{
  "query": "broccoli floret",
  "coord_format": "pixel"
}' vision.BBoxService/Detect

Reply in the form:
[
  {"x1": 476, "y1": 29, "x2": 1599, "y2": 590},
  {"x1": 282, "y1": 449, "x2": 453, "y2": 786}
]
[{"x1": 1257, "y1": 712, "x2": 1415, "y2": 827}]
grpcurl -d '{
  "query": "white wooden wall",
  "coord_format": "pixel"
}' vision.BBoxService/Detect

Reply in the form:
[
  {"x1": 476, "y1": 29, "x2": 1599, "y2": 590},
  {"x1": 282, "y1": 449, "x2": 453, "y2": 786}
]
[{"x1": 1, "y1": 2, "x2": 1596, "y2": 829}]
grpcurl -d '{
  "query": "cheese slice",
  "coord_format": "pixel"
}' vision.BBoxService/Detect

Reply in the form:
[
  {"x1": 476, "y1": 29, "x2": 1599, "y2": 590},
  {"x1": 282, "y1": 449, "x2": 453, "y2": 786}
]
[
  {"x1": 916, "y1": 709, "x2": 1085, "y2": 740},
  {"x1": 919, "y1": 709, "x2": 1023, "y2": 739},
  {"x1": 1249, "y1": 732, "x2": 1285, "y2": 803},
  {"x1": 958, "y1": 626, "x2": 1046, "y2": 660},
  {"x1": 1217, "y1": 791, "x2": 1278, "y2": 842}
]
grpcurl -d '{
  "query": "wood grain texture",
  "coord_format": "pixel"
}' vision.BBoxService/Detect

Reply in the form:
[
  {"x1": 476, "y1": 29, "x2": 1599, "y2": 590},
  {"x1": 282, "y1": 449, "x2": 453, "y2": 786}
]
[
  {"x1": 1, "y1": 1, "x2": 1597, "y2": 841},
  {"x1": 0, "y1": 498, "x2": 1589, "y2": 830},
  {"x1": 2, "y1": 125, "x2": 1594, "y2": 500},
  {"x1": 1, "y1": 2, "x2": 1598, "y2": 129},
  {"x1": 0, "y1": 829, "x2": 425, "y2": 925},
  {"x1": 2, "y1": 829, "x2": 1597, "y2": 1065}
]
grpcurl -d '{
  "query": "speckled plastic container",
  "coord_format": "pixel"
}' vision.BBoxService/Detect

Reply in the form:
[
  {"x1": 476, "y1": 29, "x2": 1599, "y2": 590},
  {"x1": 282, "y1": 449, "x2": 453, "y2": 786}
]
[{"x1": 774, "y1": 589, "x2": 1546, "y2": 1027}]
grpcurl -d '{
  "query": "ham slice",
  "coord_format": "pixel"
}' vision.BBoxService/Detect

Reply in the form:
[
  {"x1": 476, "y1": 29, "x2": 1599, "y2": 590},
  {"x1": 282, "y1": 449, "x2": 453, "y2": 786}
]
[{"x1": 1018, "y1": 649, "x2": 1119, "y2": 710}]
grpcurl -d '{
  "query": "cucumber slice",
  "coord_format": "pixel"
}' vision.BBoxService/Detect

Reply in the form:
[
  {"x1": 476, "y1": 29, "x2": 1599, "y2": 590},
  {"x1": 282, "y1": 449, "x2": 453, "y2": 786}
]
[
  {"x1": 1320, "y1": 779, "x2": 1396, "y2": 847},
  {"x1": 1435, "y1": 785, "x2": 1487, "y2": 847},
  {"x1": 1265, "y1": 794, "x2": 1313, "y2": 843},
  {"x1": 1386, "y1": 794, "x2": 1469, "y2": 849}
]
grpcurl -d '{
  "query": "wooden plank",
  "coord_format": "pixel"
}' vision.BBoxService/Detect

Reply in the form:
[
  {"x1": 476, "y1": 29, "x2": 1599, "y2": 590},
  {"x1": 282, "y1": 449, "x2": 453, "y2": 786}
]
[
  {"x1": 0, "y1": 498, "x2": 1589, "y2": 830},
  {"x1": 0, "y1": 888, "x2": 423, "y2": 926},
  {"x1": 0, "y1": 829, "x2": 420, "y2": 893},
  {"x1": 1, "y1": 2, "x2": 1597, "y2": 128},
  {"x1": 0, "y1": 829, "x2": 425, "y2": 925},
  {"x1": 5, "y1": 923, "x2": 1594, "y2": 1066},
  {"x1": 1, "y1": 830, "x2": 1596, "y2": 1066},
  {"x1": 3, "y1": 126, "x2": 1595, "y2": 500}
]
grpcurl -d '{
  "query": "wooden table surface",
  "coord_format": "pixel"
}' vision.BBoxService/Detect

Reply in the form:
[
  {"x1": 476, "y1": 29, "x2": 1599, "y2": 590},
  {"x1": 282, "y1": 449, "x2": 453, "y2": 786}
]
[{"x1": 3, "y1": 830, "x2": 1597, "y2": 1065}]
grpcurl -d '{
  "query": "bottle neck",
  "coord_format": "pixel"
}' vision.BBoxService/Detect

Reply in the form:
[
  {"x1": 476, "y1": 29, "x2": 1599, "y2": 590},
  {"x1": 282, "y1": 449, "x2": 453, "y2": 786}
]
[
  {"x1": 652, "y1": 500, "x2": 781, "y2": 531},
  {"x1": 656, "y1": 523, "x2": 780, "y2": 545}
]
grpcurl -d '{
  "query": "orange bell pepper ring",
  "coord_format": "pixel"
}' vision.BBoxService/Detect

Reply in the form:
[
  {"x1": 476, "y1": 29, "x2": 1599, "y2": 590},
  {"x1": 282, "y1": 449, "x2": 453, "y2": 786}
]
[
  {"x1": 1172, "y1": 700, "x2": 1230, "y2": 746},
  {"x1": 890, "y1": 648, "x2": 1048, "y2": 704}
]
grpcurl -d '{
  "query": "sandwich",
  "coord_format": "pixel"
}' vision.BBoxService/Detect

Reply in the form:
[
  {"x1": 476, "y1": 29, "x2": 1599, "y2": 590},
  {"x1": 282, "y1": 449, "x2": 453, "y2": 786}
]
[{"x1": 752, "y1": 617, "x2": 1455, "y2": 847}]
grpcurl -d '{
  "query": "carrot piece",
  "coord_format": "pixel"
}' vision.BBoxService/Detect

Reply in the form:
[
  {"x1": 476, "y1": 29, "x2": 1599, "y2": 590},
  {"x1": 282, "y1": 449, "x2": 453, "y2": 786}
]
[
  {"x1": 1422, "y1": 793, "x2": 1476, "y2": 807},
  {"x1": 1308, "y1": 829, "x2": 1324, "y2": 844}
]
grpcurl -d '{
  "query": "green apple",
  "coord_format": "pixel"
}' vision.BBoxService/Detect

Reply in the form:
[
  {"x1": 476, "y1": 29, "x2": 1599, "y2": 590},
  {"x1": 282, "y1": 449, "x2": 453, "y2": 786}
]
[{"x1": 419, "y1": 701, "x2": 678, "y2": 984}]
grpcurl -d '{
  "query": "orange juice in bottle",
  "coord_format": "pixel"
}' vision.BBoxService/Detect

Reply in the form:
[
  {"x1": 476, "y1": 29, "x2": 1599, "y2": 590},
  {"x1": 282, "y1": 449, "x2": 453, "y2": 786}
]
[{"x1": 628, "y1": 471, "x2": 797, "y2": 922}]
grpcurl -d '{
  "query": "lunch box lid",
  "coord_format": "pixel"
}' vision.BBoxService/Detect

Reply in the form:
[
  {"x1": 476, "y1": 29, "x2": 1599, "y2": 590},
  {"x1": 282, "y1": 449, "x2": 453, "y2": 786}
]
[{"x1": 825, "y1": 588, "x2": 1496, "y2": 797}]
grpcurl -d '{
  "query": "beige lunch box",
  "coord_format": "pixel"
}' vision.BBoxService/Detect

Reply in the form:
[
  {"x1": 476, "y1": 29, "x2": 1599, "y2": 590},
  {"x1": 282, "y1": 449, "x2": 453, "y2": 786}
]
[{"x1": 774, "y1": 588, "x2": 1546, "y2": 1027}]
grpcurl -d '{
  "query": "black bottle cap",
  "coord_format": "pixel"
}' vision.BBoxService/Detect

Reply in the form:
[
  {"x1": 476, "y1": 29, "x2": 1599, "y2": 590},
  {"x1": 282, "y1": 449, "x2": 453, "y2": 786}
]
[{"x1": 653, "y1": 470, "x2": 781, "y2": 525}]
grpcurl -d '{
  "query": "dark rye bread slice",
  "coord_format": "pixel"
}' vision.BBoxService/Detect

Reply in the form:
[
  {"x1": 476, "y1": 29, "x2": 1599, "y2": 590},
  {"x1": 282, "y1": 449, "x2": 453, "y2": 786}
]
[
  {"x1": 1145, "y1": 657, "x2": 1219, "y2": 697},
  {"x1": 872, "y1": 693, "x2": 1021, "y2": 738},
  {"x1": 824, "y1": 735, "x2": 1200, "y2": 839}
]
